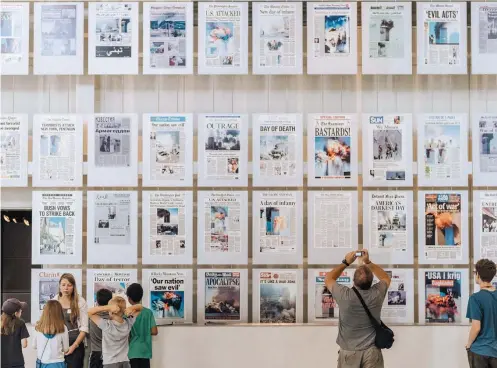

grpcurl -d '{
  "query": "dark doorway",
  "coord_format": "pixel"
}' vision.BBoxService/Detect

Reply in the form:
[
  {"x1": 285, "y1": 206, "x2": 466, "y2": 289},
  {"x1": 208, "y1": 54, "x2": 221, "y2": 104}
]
[{"x1": 1, "y1": 210, "x2": 32, "y2": 322}]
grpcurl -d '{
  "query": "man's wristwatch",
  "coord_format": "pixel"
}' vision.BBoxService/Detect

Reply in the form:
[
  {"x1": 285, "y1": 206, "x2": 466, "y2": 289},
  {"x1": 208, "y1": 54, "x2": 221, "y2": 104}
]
[{"x1": 342, "y1": 259, "x2": 350, "y2": 267}]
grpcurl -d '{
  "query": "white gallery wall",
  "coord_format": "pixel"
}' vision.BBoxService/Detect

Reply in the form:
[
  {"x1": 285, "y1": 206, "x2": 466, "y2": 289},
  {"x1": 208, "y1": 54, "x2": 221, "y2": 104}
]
[
  {"x1": 19, "y1": 325, "x2": 469, "y2": 368},
  {"x1": 1, "y1": 1, "x2": 496, "y2": 367}
]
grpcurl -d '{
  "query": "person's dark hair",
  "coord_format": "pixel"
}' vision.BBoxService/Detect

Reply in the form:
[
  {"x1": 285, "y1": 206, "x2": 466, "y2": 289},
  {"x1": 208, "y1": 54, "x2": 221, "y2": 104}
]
[
  {"x1": 353, "y1": 265, "x2": 374, "y2": 290},
  {"x1": 96, "y1": 289, "x2": 113, "y2": 307},
  {"x1": 475, "y1": 258, "x2": 497, "y2": 283},
  {"x1": 126, "y1": 283, "x2": 143, "y2": 303}
]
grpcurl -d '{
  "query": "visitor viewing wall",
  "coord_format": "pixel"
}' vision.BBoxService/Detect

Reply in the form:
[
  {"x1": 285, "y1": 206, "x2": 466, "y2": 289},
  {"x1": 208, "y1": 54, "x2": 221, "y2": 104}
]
[{"x1": 1, "y1": 1, "x2": 496, "y2": 367}]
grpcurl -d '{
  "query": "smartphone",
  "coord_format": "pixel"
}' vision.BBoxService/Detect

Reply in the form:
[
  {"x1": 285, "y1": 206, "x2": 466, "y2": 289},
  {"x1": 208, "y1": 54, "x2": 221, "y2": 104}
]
[{"x1": 355, "y1": 251, "x2": 363, "y2": 257}]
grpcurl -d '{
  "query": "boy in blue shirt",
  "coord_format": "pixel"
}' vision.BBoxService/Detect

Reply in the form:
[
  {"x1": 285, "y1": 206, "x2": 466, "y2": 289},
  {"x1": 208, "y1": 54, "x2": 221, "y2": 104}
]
[{"x1": 466, "y1": 258, "x2": 497, "y2": 367}]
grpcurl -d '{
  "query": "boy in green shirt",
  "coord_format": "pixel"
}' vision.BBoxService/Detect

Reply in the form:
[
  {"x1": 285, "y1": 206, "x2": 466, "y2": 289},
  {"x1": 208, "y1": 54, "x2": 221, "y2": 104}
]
[{"x1": 126, "y1": 283, "x2": 158, "y2": 368}]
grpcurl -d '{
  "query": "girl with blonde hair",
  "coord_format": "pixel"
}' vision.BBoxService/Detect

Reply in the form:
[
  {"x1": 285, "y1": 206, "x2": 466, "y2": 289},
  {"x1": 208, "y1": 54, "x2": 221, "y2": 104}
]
[{"x1": 33, "y1": 300, "x2": 69, "y2": 367}]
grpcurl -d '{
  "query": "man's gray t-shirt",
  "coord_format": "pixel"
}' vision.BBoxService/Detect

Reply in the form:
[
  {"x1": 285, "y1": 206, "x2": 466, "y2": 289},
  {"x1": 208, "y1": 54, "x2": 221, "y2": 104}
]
[
  {"x1": 331, "y1": 281, "x2": 388, "y2": 351},
  {"x1": 97, "y1": 317, "x2": 135, "y2": 365},
  {"x1": 90, "y1": 311, "x2": 109, "y2": 352}
]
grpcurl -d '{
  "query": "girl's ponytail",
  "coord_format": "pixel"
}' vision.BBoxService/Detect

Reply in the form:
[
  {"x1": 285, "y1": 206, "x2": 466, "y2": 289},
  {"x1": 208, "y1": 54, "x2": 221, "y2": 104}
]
[{"x1": 0, "y1": 312, "x2": 17, "y2": 335}]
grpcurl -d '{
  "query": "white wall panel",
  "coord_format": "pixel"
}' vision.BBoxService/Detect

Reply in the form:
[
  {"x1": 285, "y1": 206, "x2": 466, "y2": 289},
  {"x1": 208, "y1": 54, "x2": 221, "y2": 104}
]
[
  {"x1": 20, "y1": 324, "x2": 471, "y2": 368},
  {"x1": 1, "y1": 77, "x2": 15, "y2": 113}
]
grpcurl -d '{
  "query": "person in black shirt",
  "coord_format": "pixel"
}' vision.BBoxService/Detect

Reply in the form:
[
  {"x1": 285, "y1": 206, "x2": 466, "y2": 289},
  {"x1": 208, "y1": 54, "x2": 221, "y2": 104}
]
[{"x1": 1, "y1": 298, "x2": 30, "y2": 368}]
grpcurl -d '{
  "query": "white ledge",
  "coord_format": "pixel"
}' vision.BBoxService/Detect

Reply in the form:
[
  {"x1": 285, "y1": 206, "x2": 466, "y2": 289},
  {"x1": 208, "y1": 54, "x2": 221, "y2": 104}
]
[{"x1": 25, "y1": 161, "x2": 475, "y2": 176}]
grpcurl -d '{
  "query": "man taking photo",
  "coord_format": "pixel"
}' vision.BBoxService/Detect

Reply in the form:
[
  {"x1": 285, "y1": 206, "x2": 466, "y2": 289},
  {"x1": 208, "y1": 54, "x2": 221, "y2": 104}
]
[{"x1": 325, "y1": 249, "x2": 391, "y2": 368}]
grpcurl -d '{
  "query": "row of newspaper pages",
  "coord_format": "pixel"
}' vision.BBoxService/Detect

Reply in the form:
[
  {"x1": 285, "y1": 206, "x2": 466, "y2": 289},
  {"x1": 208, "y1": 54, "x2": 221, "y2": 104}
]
[
  {"x1": 2, "y1": 2, "x2": 497, "y2": 75},
  {"x1": 2, "y1": 113, "x2": 497, "y2": 188},
  {"x1": 30, "y1": 190, "x2": 497, "y2": 266},
  {"x1": 30, "y1": 268, "x2": 497, "y2": 326}
]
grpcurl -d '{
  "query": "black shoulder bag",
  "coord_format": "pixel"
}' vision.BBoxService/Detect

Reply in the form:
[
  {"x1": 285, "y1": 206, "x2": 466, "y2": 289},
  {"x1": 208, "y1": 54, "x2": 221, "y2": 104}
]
[{"x1": 352, "y1": 287, "x2": 395, "y2": 349}]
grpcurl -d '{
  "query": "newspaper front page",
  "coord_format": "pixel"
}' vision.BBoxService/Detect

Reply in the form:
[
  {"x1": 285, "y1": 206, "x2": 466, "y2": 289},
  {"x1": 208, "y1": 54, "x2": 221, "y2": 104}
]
[
  {"x1": 379, "y1": 270, "x2": 410, "y2": 323},
  {"x1": 313, "y1": 270, "x2": 352, "y2": 321},
  {"x1": 311, "y1": 3, "x2": 351, "y2": 58},
  {"x1": 31, "y1": 269, "x2": 82, "y2": 323},
  {"x1": 203, "y1": 192, "x2": 242, "y2": 253},
  {"x1": 91, "y1": 270, "x2": 134, "y2": 306},
  {"x1": 202, "y1": 115, "x2": 243, "y2": 181},
  {"x1": 478, "y1": 192, "x2": 497, "y2": 262},
  {"x1": 0, "y1": 115, "x2": 24, "y2": 183},
  {"x1": 149, "y1": 116, "x2": 187, "y2": 182},
  {"x1": 147, "y1": 192, "x2": 186, "y2": 257},
  {"x1": 94, "y1": 3, "x2": 133, "y2": 58},
  {"x1": 368, "y1": 192, "x2": 408, "y2": 253},
  {"x1": 149, "y1": 270, "x2": 186, "y2": 322},
  {"x1": 36, "y1": 116, "x2": 78, "y2": 184},
  {"x1": 478, "y1": 5, "x2": 497, "y2": 55},
  {"x1": 204, "y1": 271, "x2": 240, "y2": 321},
  {"x1": 202, "y1": 3, "x2": 242, "y2": 68},
  {"x1": 422, "y1": 115, "x2": 462, "y2": 181},
  {"x1": 36, "y1": 271, "x2": 62, "y2": 313},
  {"x1": 93, "y1": 192, "x2": 131, "y2": 246},
  {"x1": 313, "y1": 115, "x2": 352, "y2": 180},
  {"x1": 36, "y1": 192, "x2": 78, "y2": 257},
  {"x1": 367, "y1": 114, "x2": 408, "y2": 183},
  {"x1": 257, "y1": 3, "x2": 298, "y2": 68},
  {"x1": 258, "y1": 115, "x2": 298, "y2": 179},
  {"x1": 367, "y1": 4, "x2": 405, "y2": 58},
  {"x1": 477, "y1": 115, "x2": 497, "y2": 173},
  {"x1": 94, "y1": 115, "x2": 131, "y2": 168},
  {"x1": 259, "y1": 192, "x2": 297, "y2": 254},
  {"x1": 39, "y1": 4, "x2": 77, "y2": 57},
  {"x1": 424, "y1": 193, "x2": 463, "y2": 261},
  {"x1": 148, "y1": 3, "x2": 187, "y2": 69},
  {"x1": 313, "y1": 192, "x2": 353, "y2": 249},
  {"x1": 1, "y1": 3, "x2": 25, "y2": 65},
  {"x1": 259, "y1": 270, "x2": 297, "y2": 323},
  {"x1": 422, "y1": 3, "x2": 461, "y2": 66},
  {"x1": 424, "y1": 270, "x2": 462, "y2": 323}
]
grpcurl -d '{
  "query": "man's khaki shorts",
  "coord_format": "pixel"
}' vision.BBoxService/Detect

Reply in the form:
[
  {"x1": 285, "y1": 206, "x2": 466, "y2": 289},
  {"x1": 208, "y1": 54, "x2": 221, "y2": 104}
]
[{"x1": 337, "y1": 346, "x2": 384, "y2": 368}]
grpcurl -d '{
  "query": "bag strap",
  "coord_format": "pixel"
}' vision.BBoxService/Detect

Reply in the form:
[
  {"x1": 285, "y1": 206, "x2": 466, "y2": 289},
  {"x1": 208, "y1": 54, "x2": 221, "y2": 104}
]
[
  {"x1": 352, "y1": 287, "x2": 380, "y2": 327},
  {"x1": 39, "y1": 336, "x2": 50, "y2": 362}
]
